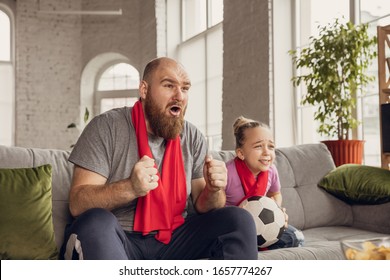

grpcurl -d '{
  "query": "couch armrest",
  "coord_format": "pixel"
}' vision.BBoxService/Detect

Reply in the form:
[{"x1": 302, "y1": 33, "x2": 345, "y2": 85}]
[
  {"x1": 352, "y1": 202, "x2": 390, "y2": 234},
  {"x1": 210, "y1": 150, "x2": 235, "y2": 163}
]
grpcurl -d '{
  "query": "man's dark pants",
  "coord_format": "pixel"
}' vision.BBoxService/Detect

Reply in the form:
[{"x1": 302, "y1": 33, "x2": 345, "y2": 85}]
[{"x1": 60, "y1": 207, "x2": 258, "y2": 260}]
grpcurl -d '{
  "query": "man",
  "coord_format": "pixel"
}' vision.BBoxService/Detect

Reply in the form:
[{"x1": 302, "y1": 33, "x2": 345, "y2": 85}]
[{"x1": 60, "y1": 57, "x2": 257, "y2": 260}]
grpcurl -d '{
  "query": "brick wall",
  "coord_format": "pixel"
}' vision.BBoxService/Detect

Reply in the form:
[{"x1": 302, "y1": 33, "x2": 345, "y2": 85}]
[
  {"x1": 14, "y1": 0, "x2": 158, "y2": 149},
  {"x1": 222, "y1": 0, "x2": 270, "y2": 149},
  {"x1": 16, "y1": 0, "x2": 83, "y2": 149}
]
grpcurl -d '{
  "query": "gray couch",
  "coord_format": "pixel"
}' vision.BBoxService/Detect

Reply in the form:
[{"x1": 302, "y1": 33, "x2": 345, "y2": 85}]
[{"x1": 1, "y1": 143, "x2": 389, "y2": 259}]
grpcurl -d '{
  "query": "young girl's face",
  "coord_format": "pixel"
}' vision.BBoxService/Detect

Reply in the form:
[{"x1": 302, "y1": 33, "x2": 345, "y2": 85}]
[{"x1": 237, "y1": 126, "x2": 275, "y2": 175}]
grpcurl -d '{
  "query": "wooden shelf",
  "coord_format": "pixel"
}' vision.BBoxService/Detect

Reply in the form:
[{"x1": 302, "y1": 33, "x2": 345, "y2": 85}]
[{"x1": 377, "y1": 25, "x2": 390, "y2": 169}]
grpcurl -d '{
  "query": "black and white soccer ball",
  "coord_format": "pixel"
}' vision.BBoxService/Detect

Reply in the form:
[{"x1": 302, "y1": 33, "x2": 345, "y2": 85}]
[{"x1": 239, "y1": 196, "x2": 285, "y2": 248}]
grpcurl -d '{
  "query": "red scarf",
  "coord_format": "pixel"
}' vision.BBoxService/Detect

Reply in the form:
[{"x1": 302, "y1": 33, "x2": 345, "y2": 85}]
[
  {"x1": 234, "y1": 157, "x2": 268, "y2": 206},
  {"x1": 131, "y1": 100, "x2": 187, "y2": 244}
]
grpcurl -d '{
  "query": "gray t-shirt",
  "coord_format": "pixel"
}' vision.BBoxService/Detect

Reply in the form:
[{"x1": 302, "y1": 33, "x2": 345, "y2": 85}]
[{"x1": 68, "y1": 106, "x2": 207, "y2": 232}]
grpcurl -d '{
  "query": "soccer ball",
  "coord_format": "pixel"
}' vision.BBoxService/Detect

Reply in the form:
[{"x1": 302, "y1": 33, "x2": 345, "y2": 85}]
[{"x1": 239, "y1": 196, "x2": 285, "y2": 248}]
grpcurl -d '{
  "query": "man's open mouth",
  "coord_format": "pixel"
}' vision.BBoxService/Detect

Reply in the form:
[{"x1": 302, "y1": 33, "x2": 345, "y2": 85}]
[{"x1": 169, "y1": 105, "x2": 182, "y2": 116}]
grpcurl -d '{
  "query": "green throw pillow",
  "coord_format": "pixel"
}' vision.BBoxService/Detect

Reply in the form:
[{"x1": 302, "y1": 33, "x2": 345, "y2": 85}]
[
  {"x1": 318, "y1": 164, "x2": 390, "y2": 204},
  {"x1": 0, "y1": 164, "x2": 58, "y2": 259}
]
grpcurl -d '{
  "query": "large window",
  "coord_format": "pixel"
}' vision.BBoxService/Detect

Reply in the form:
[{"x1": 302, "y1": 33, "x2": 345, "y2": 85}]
[
  {"x1": 182, "y1": 0, "x2": 223, "y2": 40},
  {"x1": 0, "y1": 6, "x2": 14, "y2": 146},
  {"x1": 95, "y1": 62, "x2": 140, "y2": 113},
  {"x1": 295, "y1": 0, "x2": 350, "y2": 145},
  {"x1": 178, "y1": 0, "x2": 223, "y2": 150},
  {"x1": 293, "y1": 0, "x2": 383, "y2": 166}
]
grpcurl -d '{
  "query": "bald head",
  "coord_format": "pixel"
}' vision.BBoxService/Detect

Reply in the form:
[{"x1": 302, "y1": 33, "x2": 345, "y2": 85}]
[{"x1": 142, "y1": 57, "x2": 187, "y2": 84}]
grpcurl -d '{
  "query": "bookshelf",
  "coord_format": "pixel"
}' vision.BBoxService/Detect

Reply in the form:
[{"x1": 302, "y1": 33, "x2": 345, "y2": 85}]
[{"x1": 377, "y1": 25, "x2": 390, "y2": 169}]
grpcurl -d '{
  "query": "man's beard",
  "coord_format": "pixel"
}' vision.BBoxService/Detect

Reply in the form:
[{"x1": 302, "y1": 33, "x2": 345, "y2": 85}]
[{"x1": 144, "y1": 96, "x2": 185, "y2": 139}]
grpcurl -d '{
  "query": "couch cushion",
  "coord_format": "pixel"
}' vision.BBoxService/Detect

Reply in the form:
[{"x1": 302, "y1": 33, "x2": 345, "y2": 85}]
[
  {"x1": 352, "y1": 202, "x2": 390, "y2": 234},
  {"x1": 258, "y1": 226, "x2": 390, "y2": 260},
  {"x1": 318, "y1": 164, "x2": 390, "y2": 204},
  {"x1": 276, "y1": 143, "x2": 353, "y2": 230},
  {"x1": 258, "y1": 241, "x2": 345, "y2": 260},
  {"x1": 0, "y1": 145, "x2": 74, "y2": 250},
  {"x1": 210, "y1": 150, "x2": 235, "y2": 162},
  {"x1": 0, "y1": 165, "x2": 58, "y2": 259},
  {"x1": 274, "y1": 149, "x2": 305, "y2": 229},
  {"x1": 212, "y1": 144, "x2": 353, "y2": 230}
]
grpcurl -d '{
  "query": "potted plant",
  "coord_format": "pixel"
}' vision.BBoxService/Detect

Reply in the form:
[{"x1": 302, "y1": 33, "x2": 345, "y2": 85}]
[
  {"x1": 289, "y1": 19, "x2": 377, "y2": 166},
  {"x1": 67, "y1": 107, "x2": 90, "y2": 148}
]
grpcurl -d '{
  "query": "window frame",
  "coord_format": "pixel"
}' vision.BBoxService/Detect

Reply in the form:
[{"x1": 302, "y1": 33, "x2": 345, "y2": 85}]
[
  {"x1": 177, "y1": 0, "x2": 223, "y2": 150},
  {"x1": 0, "y1": 3, "x2": 15, "y2": 146},
  {"x1": 0, "y1": 7, "x2": 11, "y2": 62},
  {"x1": 94, "y1": 62, "x2": 140, "y2": 114},
  {"x1": 181, "y1": 0, "x2": 223, "y2": 41}
]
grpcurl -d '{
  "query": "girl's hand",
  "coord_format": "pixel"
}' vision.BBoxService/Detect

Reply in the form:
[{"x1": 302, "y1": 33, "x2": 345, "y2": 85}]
[{"x1": 281, "y1": 207, "x2": 288, "y2": 228}]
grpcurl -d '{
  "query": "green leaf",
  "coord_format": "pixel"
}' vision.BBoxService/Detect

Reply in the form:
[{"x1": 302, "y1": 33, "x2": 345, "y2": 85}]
[
  {"x1": 67, "y1": 123, "x2": 76, "y2": 129},
  {"x1": 289, "y1": 18, "x2": 377, "y2": 140},
  {"x1": 84, "y1": 107, "x2": 90, "y2": 124}
]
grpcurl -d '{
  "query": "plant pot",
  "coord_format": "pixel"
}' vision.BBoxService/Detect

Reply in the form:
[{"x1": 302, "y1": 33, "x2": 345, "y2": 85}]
[{"x1": 321, "y1": 140, "x2": 365, "y2": 167}]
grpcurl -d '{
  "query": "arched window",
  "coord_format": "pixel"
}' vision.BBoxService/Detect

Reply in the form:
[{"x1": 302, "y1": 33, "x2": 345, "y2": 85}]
[
  {"x1": 0, "y1": 6, "x2": 14, "y2": 146},
  {"x1": 95, "y1": 62, "x2": 140, "y2": 113},
  {"x1": 0, "y1": 10, "x2": 10, "y2": 60}
]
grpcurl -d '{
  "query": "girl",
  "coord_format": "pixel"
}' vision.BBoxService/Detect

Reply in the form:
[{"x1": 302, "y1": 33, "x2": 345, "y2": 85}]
[{"x1": 225, "y1": 116, "x2": 304, "y2": 249}]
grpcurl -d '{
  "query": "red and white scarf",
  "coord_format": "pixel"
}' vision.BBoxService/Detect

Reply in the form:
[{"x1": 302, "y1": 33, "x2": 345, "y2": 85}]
[
  {"x1": 234, "y1": 157, "x2": 268, "y2": 206},
  {"x1": 131, "y1": 100, "x2": 187, "y2": 244}
]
